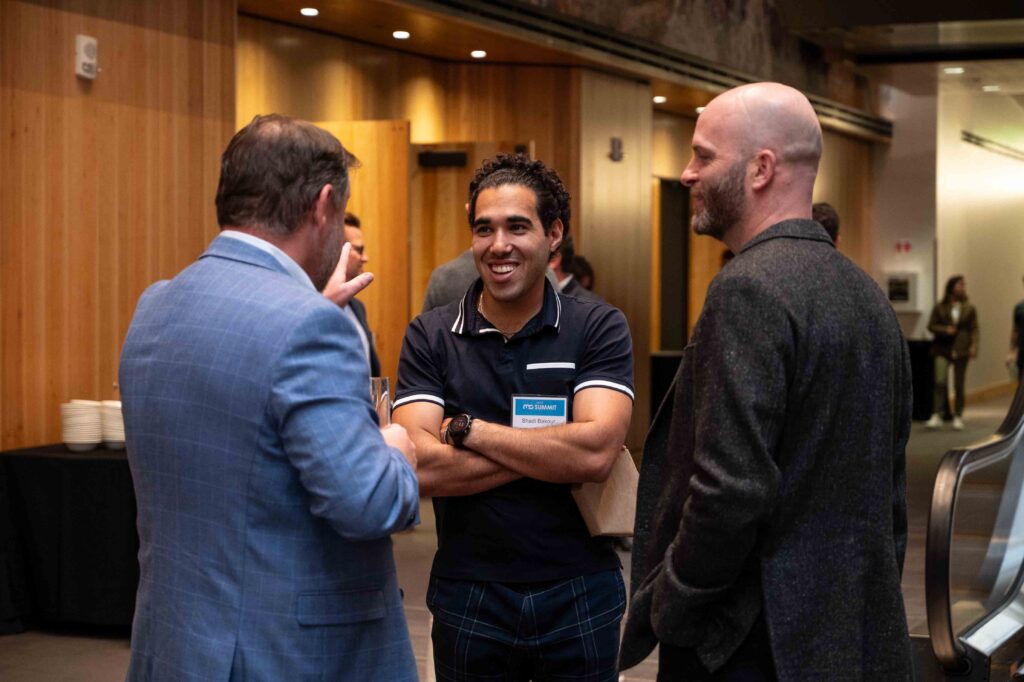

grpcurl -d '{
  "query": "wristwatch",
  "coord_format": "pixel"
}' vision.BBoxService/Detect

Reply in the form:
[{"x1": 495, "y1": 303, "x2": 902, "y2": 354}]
[{"x1": 445, "y1": 413, "x2": 473, "y2": 448}]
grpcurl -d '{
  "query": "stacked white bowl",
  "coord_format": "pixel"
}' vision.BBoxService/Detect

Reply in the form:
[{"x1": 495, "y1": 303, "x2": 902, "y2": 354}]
[
  {"x1": 61, "y1": 400, "x2": 103, "y2": 452},
  {"x1": 101, "y1": 400, "x2": 125, "y2": 449}
]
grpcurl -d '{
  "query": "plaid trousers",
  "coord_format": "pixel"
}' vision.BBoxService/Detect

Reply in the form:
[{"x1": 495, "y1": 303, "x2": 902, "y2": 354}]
[{"x1": 427, "y1": 569, "x2": 625, "y2": 681}]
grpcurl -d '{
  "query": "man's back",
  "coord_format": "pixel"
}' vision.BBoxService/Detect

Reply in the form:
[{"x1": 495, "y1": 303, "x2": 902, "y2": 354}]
[
  {"x1": 120, "y1": 236, "x2": 419, "y2": 681},
  {"x1": 740, "y1": 223, "x2": 911, "y2": 677}
]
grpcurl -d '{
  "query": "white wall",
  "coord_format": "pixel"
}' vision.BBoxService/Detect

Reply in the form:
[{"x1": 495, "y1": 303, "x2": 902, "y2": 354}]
[
  {"x1": 872, "y1": 77, "x2": 938, "y2": 340},
  {"x1": 936, "y1": 89, "x2": 1024, "y2": 393}
]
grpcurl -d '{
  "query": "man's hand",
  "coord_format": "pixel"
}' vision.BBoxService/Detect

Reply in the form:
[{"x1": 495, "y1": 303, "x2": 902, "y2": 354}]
[
  {"x1": 393, "y1": 402, "x2": 520, "y2": 496},
  {"x1": 459, "y1": 388, "x2": 632, "y2": 484},
  {"x1": 946, "y1": 325, "x2": 957, "y2": 335},
  {"x1": 323, "y1": 242, "x2": 374, "y2": 307},
  {"x1": 381, "y1": 423, "x2": 417, "y2": 470}
]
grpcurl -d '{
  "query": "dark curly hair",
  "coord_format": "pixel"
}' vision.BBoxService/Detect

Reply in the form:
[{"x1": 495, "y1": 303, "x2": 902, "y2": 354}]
[{"x1": 467, "y1": 154, "x2": 571, "y2": 236}]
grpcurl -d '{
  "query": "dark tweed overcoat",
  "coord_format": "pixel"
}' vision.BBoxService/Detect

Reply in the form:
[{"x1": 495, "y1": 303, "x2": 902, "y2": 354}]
[{"x1": 620, "y1": 220, "x2": 913, "y2": 681}]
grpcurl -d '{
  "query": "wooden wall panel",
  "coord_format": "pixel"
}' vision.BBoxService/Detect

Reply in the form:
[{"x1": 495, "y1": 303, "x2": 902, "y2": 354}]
[
  {"x1": 650, "y1": 179, "x2": 662, "y2": 351},
  {"x1": 688, "y1": 231, "x2": 728, "y2": 334},
  {"x1": 652, "y1": 110, "x2": 694, "y2": 180},
  {"x1": 651, "y1": 111, "x2": 726, "y2": 335},
  {"x1": 410, "y1": 144, "x2": 476, "y2": 311},
  {"x1": 440, "y1": 65, "x2": 580, "y2": 224},
  {"x1": 237, "y1": 16, "x2": 446, "y2": 141},
  {"x1": 1, "y1": 0, "x2": 235, "y2": 450},
  {"x1": 317, "y1": 120, "x2": 411, "y2": 385},
  {"x1": 578, "y1": 70, "x2": 652, "y2": 451},
  {"x1": 237, "y1": 16, "x2": 580, "y2": 230}
]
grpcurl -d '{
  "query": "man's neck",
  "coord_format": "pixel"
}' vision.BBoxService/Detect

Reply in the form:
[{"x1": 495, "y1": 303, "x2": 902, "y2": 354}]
[
  {"x1": 479, "y1": 281, "x2": 545, "y2": 335},
  {"x1": 724, "y1": 202, "x2": 812, "y2": 254},
  {"x1": 224, "y1": 225, "x2": 315, "y2": 282}
]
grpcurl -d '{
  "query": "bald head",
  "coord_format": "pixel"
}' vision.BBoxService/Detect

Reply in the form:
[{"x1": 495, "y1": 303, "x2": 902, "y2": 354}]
[
  {"x1": 682, "y1": 82, "x2": 823, "y2": 251},
  {"x1": 706, "y1": 83, "x2": 822, "y2": 171}
]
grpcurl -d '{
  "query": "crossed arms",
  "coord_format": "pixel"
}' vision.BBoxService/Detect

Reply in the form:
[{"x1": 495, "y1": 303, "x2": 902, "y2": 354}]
[{"x1": 393, "y1": 387, "x2": 632, "y2": 497}]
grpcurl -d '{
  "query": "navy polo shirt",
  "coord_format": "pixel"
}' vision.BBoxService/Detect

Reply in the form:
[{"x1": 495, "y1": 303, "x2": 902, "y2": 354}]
[{"x1": 395, "y1": 279, "x2": 634, "y2": 583}]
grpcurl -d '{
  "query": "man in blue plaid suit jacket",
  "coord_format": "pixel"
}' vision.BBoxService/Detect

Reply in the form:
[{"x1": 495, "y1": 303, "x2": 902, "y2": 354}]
[{"x1": 119, "y1": 115, "x2": 421, "y2": 681}]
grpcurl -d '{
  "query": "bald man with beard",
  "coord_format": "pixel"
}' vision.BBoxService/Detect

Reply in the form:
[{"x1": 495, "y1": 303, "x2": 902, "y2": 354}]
[{"x1": 620, "y1": 83, "x2": 912, "y2": 680}]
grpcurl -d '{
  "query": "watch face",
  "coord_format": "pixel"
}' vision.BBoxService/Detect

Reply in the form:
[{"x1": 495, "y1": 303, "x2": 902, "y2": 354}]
[{"x1": 450, "y1": 414, "x2": 470, "y2": 434}]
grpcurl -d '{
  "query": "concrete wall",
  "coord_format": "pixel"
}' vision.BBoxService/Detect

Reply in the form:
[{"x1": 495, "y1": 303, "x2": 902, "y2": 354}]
[{"x1": 872, "y1": 76, "x2": 939, "y2": 341}]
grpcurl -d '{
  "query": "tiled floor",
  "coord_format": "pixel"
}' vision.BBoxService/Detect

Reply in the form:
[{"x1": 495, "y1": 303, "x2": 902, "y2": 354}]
[{"x1": 0, "y1": 394, "x2": 1012, "y2": 680}]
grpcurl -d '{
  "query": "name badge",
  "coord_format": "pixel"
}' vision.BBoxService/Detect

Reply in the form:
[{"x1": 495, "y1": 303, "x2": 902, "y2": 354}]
[{"x1": 511, "y1": 395, "x2": 568, "y2": 429}]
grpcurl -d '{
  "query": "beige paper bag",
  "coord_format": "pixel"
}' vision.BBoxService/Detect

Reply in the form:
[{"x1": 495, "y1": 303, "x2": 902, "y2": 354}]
[{"x1": 571, "y1": 446, "x2": 638, "y2": 537}]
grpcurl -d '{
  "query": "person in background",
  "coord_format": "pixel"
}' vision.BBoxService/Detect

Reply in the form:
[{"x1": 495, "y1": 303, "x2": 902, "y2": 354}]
[
  {"x1": 343, "y1": 212, "x2": 381, "y2": 376},
  {"x1": 812, "y1": 201, "x2": 840, "y2": 245},
  {"x1": 1008, "y1": 276, "x2": 1024, "y2": 381},
  {"x1": 119, "y1": 114, "x2": 420, "y2": 681},
  {"x1": 926, "y1": 275, "x2": 979, "y2": 430},
  {"x1": 421, "y1": 249, "x2": 478, "y2": 313},
  {"x1": 549, "y1": 235, "x2": 602, "y2": 301},
  {"x1": 570, "y1": 255, "x2": 596, "y2": 291},
  {"x1": 620, "y1": 83, "x2": 912, "y2": 681},
  {"x1": 394, "y1": 153, "x2": 635, "y2": 680}
]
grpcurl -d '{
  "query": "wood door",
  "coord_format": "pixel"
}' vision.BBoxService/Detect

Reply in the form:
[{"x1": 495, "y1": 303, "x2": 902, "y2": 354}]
[{"x1": 316, "y1": 120, "x2": 410, "y2": 385}]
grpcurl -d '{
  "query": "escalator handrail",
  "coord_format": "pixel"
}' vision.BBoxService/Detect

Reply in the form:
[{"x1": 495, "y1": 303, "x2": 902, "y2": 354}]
[{"x1": 926, "y1": 384, "x2": 1024, "y2": 671}]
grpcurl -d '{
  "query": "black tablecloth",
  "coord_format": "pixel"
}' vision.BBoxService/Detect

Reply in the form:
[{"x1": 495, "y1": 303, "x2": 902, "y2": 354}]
[{"x1": 0, "y1": 444, "x2": 138, "y2": 633}]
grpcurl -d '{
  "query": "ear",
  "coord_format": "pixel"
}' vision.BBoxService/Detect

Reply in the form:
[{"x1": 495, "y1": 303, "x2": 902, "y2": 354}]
[
  {"x1": 548, "y1": 218, "x2": 564, "y2": 254},
  {"x1": 750, "y1": 149, "x2": 776, "y2": 191},
  {"x1": 313, "y1": 184, "x2": 335, "y2": 227}
]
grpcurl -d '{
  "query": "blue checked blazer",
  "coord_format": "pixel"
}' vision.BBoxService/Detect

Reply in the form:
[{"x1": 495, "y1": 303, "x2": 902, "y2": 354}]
[{"x1": 119, "y1": 234, "x2": 420, "y2": 682}]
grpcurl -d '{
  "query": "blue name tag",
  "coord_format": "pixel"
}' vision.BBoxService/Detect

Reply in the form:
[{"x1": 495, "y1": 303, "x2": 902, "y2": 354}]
[{"x1": 511, "y1": 395, "x2": 568, "y2": 428}]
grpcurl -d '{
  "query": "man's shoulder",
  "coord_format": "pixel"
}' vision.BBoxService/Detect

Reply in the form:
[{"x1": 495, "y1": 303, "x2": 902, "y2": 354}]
[
  {"x1": 557, "y1": 293, "x2": 628, "y2": 336},
  {"x1": 562, "y1": 279, "x2": 605, "y2": 303},
  {"x1": 713, "y1": 239, "x2": 894, "y2": 326},
  {"x1": 408, "y1": 298, "x2": 463, "y2": 343},
  {"x1": 154, "y1": 254, "x2": 337, "y2": 329}
]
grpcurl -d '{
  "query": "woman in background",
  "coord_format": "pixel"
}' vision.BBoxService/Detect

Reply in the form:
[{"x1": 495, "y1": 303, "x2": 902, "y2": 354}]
[{"x1": 927, "y1": 275, "x2": 979, "y2": 430}]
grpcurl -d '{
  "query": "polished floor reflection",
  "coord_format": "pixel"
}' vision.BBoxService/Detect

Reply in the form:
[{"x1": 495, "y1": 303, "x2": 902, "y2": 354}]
[{"x1": 0, "y1": 393, "x2": 1012, "y2": 680}]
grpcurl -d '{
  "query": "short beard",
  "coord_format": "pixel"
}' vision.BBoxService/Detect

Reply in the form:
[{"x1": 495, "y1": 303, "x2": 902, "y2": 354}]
[
  {"x1": 313, "y1": 225, "x2": 343, "y2": 292},
  {"x1": 692, "y1": 161, "x2": 746, "y2": 241}
]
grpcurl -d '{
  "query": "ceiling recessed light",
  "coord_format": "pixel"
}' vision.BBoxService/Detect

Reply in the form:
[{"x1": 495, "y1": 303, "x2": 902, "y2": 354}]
[
  {"x1": 300, "y1": 7, "x2": 319, "y2": 17},
  {"x1": 392, "y1": 30, "x2": 411, "y2": 40},
  {"x1": 983, "y1": 85, "x2": 1001, "y2": 92},
  {"x1": 943, "y1": 67, "x2": 965, "y2": 75},
  {"x1": 695, "y1": 106, "x2": 706, "y2": 114},
  {"x1": 470, "y1": 50, "x2": 487, "y2": 59},
  {"x1": 652, "y1": 95, "x2": 667, "y2": 104}
]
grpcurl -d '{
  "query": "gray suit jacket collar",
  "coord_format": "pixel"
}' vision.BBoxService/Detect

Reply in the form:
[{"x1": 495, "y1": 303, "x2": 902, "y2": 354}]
[
  {"x1": 200, "y1": 232, "x2": 310, "y2": 285},
  {"x1": 739, "y1": 218, "x2": 833, "y2": 254}
]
